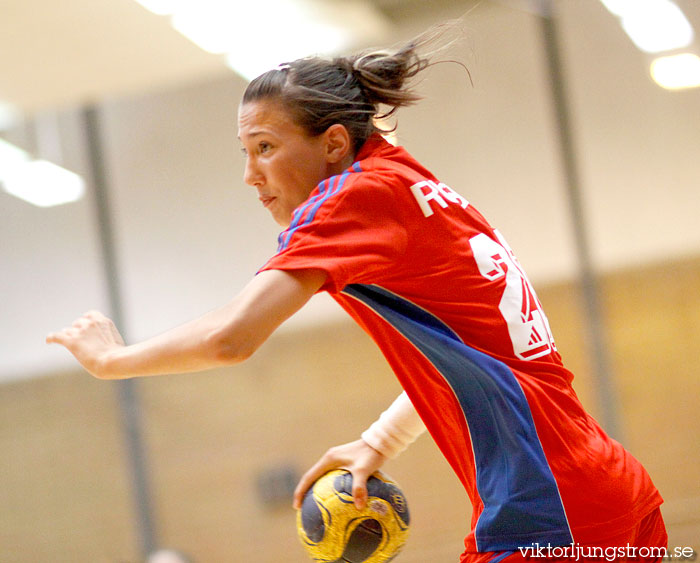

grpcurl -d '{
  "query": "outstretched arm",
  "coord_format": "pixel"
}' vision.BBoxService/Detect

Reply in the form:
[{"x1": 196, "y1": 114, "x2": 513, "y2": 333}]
[{"x1": 46, "y1": 268, "x2": 326, "y2": 379}]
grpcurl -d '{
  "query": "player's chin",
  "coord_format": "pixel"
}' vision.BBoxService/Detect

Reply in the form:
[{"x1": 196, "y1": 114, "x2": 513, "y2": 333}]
[{"x1": 273, "y1": 210, "x2": 293, "y2": 228}]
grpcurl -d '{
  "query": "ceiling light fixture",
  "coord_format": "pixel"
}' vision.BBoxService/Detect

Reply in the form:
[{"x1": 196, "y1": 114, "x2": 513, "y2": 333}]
[
  {"x1": 0, "y1": 137, "x2": 29, "y2": 181},
  {"x1": 132, "y1": 0, "x2": 389, "y2": 81},
  {"x1": 600, "y1": 0, "x2": 694, "y2": 54},
  {"x1": 0, "y1": 101, "x2": 21, "y2": 131},
  {"x1": 131, "y1": 0, "x2": 177, "y2": 16},
  {"x1": 0, "y1": 138, "x2": 85, "y2": 208},
  {"x1": 650, "y1": 52, "x2": 700, "y2": 90}
]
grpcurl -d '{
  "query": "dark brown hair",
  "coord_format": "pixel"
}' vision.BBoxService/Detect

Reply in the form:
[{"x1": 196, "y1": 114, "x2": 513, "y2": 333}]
[{"x1": 241, "y1": 23, "x2": 463, "y2": 153}]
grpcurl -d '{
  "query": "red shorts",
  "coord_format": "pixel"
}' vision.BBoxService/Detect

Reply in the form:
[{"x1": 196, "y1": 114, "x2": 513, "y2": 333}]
[{"x1": 461, "y1": 508, "x2": 668, "y2": 563}]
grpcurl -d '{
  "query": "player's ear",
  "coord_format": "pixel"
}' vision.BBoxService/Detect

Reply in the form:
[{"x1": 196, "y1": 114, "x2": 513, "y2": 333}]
[{"x1": 323, "y1": 124, "x2": 352, "y2": 164}]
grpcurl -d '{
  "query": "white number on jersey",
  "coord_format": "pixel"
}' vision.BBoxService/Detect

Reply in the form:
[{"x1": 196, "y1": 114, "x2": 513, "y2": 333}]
[{"x1": 469, "y1": 231, "x2": 556, "y2": 361}]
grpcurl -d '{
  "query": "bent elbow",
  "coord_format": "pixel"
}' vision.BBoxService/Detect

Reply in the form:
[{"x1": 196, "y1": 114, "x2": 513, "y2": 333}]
[{"x1": 206, "y1": 329, "x2": 257, "y2": 365}]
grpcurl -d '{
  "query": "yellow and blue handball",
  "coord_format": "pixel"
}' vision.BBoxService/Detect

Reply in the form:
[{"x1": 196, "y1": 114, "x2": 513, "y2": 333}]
[{"x1": 296, "y1": 469, "x2": 410, "y2": 563}]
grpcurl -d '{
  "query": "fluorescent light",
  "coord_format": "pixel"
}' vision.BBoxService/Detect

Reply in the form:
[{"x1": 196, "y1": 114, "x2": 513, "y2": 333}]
[
  {"x1": 0, "y1": 138, "x2": 30, "y2": 183},
  {"x1": 168, "y1": 0, "x2": 386, "y2": 80},
  {"x1": 132, "y1": 0, "x2": 178, "y2": 16},
  {"x1": 650, "y1": 52, "x2": 700, "y2": 89},
  {"x1": 2, "y1": 158, "x2": 85, "y2": 208},
  {"x1": 0, "y1": 102, "x2": 20, "y2": 131},
  {"x1": 225, "y1": 21, "x2": 349, "y2": 81},
  {"x1": 131, "y1": 0, "x2": 389, "y2": 81},
  {"x1": 599, "y1": 0, "x2": 636, "y2": 16},
  {"x1": 600, "y1": 0, "x2": 694, "y2": 54},
  {"x1": 621, "y1": 1, "x2": 693, "y2": 53},
  {"x1": 171, "y1": 1, "x2": 242, "y2": 54},
  {"x1": 173, "y1": 0, "x2": 349, "y2": 73}
]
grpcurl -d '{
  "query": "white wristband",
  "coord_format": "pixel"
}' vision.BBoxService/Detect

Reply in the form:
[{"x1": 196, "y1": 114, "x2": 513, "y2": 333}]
[{"x1": 361, "y1": 391, "x2": 426, "y2": 459}]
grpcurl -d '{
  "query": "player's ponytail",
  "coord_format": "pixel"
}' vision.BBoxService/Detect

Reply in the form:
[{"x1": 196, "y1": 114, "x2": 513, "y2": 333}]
[
  {"x1": 242, "y1": 21, "x2": 466, "y2": 152},
  {"x1": 344, "y1": 40, "x2": 429, "y2": 114}
]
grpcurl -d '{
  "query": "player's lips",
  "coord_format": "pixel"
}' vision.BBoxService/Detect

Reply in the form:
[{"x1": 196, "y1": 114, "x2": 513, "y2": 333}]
[{"x1": 259, "y1": 195, "x2": 275, "y2": 208}]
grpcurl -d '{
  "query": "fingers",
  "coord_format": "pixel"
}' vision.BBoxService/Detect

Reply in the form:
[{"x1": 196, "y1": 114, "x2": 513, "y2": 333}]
[
  {"x1": 46, "y1": 320, "x2": 84, "y2": 346},
  {"x1": 292, "y1": 475, "x2": 311, "y2": 510},
  {"x1": 45, "y1": 310, "x2": 125, "y2": 380},
  {"x1": 293, "y1": 456, "x2": 334, "y2": 510},
  {"x1": 46, "y1": 328, "x2": 73, "y2": 345},
  {"x1": 72, "y1": 318, "x2": 90, "y2": 330},
  {"x1": 293, "y1": 460, "x2": 370, "y2": 511},
  {"x1": 81, "y1": 311, "x2": 124, "y2": 345},
  {"x1": 72, "y1": 311, "x2": 109, "y2": 330},
  {"x1": 351, "y1": 471, "x2": 370, "y2": 510},
  {"x1": 293, "y1": 440, "x2": 384, "y2": 511},
  {"x1": 46, "y1": 311, "x2": 116, "y2": 346},
  {"x1": 83, "y1": 310, "x2": 109, "y2": 321},
  {"x1": 293, "y1": 445, "x2": 349, "y2": 509}
]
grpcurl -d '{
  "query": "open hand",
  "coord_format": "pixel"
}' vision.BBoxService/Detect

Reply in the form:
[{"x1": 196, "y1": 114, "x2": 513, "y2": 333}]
[
  {"x1": 293, "y1": 438, "x2": 387, "y2": 510},
  {"x1": 46, "y1": 310, "x2": 125, "y2": 378}
]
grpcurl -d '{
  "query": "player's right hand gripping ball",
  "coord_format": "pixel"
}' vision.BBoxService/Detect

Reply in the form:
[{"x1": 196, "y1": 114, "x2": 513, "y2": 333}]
[{"x1": 296, "y1": 469, "x2": 410, "y2": 563}]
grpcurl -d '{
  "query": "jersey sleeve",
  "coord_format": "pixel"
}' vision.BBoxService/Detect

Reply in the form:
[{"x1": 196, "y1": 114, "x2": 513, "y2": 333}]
[{"x1": 259, "y1": 173, "x2": 408, "y2": 293}]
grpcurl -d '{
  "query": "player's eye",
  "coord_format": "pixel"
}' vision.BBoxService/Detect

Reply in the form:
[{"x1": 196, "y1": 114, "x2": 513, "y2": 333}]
[
  {"x1": 259, "y1": 141, "x2": 271, "y2": 154},
  {"x1": 240, "y1": 147, "x2": 248, "y2": 157}
]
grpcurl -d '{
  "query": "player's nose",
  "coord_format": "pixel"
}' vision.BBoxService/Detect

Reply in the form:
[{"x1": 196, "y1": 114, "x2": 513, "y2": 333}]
[{"x1": 243, "y1": 157, "x2": 264, "y2": 188}]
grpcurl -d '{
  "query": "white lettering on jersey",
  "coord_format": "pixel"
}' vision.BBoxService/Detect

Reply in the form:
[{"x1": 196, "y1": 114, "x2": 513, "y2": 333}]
[
  {"x1": 410, "y1": 180, "x2": 469, "y2": 218},
  {"x1": 470, "y1": 230, "x2": 557, "y2": 361}
]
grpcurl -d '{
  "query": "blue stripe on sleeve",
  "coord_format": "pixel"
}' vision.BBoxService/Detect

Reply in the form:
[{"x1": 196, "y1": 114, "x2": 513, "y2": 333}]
[{"x1": 277, "y1": 162, "x2": 363, "y2": 252}]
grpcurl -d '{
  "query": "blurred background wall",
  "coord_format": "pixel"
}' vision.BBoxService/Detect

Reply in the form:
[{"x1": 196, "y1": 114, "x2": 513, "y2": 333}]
[{"x1": 1, "y1": 0, "x2": 698, "y2": 561}]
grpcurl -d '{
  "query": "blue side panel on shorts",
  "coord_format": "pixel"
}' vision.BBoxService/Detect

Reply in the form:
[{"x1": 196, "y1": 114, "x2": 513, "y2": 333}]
[{"x1": 342, "y1": 283, "x2": 574, "y2": 551}]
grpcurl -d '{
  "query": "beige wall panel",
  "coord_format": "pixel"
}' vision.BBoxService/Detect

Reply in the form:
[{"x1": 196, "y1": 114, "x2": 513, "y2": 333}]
[
  {"x1": 1, "y1": 374, "x2": 139, "y2": 562},
  {"x1": 602, "y1": 259, "x2": 700, "y2": 549},
  {"x1": 3, "y1": 258, "x2": 698, "y2": 561}
]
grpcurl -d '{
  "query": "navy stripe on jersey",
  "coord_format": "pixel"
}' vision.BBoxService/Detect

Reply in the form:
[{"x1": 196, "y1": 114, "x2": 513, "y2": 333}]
[
  {"x1": 277, "y1": 162, "x2": 363, "y2": 252},
  {"x1": 341, "y1": 283, "x2": 574, "y2": 552},
  {"x1": 489, "y1": 551, "x2": 515, "y2": 563}
]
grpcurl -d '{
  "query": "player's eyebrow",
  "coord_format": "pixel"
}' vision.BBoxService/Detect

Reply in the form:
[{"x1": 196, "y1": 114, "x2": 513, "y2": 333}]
[{"x1": 237, "y1": 129, "x2": 273, "y2": 141}]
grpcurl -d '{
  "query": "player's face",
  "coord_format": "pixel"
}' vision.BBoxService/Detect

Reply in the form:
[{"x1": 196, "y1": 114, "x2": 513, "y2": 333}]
[{"x1": 238, "y1": 100, "x2": 332, "y2": 227}]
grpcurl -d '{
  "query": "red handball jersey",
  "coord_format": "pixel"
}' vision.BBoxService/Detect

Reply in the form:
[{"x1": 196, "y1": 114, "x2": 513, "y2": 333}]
[{"x1": 260, "y1": 135, "x2": 662, "y2": 555}]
